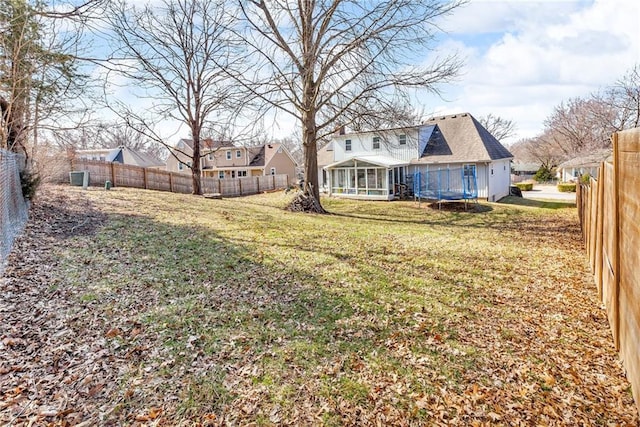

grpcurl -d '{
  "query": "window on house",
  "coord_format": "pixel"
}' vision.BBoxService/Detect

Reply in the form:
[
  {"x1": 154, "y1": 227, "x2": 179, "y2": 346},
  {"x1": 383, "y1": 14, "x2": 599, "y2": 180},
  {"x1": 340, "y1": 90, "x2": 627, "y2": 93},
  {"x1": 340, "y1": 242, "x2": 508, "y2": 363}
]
[
  {"x1": 345, "y1": 139, "x2": 352, "y2": 151},
  {"x1": 226, "y1": 151, "x2": 231, "y2": 160},
  {"x1": 463, "y1": 164, "x2": 476, "y2": 177},
  {"x1": 178, "y1": 162, "x2": 183, "y2": 171},
  {"x1": 373, "y1": 136, "x2": 380, "y2": 149},
  {"x1": 238, "y1": 170, "x2": 247, "y2": 177},
  {"x1": 187, "y1": 161, "x2": 192, "y2": 168},
  {"x1": 399, "y1": 134, "x2": 406, "y2": 145},
  {"x1": 270, "y1": 167, "x2": 276, "y2": 175},
  {"x1": 231, "y1": 171, "x2": 236, "y2": 178},
  {"x1": 208, "y1": 153, "x2": 213, "y2": 161},
  {"x1": 218, "y1": 171, "x2": 225, "y2": 179},
  {"x1": 236, "y1": 150, "x2": 241, "y2": 158}
]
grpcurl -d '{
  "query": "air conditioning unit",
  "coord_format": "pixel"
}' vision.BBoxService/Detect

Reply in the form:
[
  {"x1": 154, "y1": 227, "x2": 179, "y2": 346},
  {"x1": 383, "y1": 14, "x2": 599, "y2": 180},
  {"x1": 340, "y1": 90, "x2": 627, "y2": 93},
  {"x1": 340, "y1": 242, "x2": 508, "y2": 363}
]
[{"x1": 69, "y1": 171, "x2": 89, "y2": 188}]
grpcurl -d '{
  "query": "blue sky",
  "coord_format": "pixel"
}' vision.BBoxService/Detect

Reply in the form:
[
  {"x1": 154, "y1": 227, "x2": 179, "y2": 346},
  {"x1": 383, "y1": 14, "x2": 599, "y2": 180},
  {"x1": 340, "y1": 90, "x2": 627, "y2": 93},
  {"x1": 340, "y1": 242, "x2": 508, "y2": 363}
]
[
  {"x1": 421, "y1": 0, "x2": 640, "y2": 144},
  {"x1": 102, "y1": 0, "x2": 640, "y2": 146}
]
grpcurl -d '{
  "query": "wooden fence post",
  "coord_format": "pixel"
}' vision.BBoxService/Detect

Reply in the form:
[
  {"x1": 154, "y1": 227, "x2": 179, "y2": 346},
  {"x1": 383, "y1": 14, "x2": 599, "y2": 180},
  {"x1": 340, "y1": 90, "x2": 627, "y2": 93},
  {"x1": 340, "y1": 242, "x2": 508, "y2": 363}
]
[
  {"x1": 143, "y1": 168, "x2": 148, "y2": 189},
  {"x1": 595, "y1": 164, "x2": 605, "y2": 300},
  {"x1": 256, "y1": 176, "x2": 260, "y2": 193},
  {"x1": 169, "y1": 173, "x2": 174, "y2": 193},
  {"x1": 110, "y1": 162, "x2": 116, "y2": 186},
  {"x1": 612, "y1": 132, "x2": 621, "y2": 350}
]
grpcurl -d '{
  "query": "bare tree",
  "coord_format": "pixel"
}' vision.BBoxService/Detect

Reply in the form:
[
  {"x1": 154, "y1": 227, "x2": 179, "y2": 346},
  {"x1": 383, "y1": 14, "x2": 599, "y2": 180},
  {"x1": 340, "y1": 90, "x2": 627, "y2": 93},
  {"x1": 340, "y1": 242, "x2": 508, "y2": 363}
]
[
  {"x1": 477, "y1": 113, "x2": 516, "y2": 141},
  {"x1": 543, "y1": 97, "x2": 615, "y2": 156},
  {"x1": 597, "y1": 64, "x2": 640, "y2": 131},
  {"x1": 236, "y1": 0, "x2": 465, "y2": 211},
  {"x1": 523, "y1": 133, "x2": 565, "y2": 170},
  {"x1": 349, "y1": 100, "x2": 427, "y2": 133},
  {"x1": 105, "y1": 0, "x2": 244, "y2": 195}
]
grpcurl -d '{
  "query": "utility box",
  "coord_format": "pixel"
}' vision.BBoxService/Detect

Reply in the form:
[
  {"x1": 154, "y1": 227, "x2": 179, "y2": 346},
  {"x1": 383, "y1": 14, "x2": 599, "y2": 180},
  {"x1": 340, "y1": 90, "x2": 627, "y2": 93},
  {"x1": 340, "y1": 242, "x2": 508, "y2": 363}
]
[{"x1": 69, "y1": 171, "x2": 89, "y2": 188}]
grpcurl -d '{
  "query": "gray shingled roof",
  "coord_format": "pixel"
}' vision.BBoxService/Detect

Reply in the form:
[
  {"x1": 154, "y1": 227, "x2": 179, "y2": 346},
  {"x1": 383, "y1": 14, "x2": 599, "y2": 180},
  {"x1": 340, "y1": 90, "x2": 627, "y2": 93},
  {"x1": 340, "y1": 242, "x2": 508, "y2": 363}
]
[
  {"x1": 412, "y1": 113, "x2": 513, "y2": 164},
  {"x1": 106, "y1": 146, "x2": 164, "y2": 168},
  {"x1": 248, "y1": 146, "x2": 266, "y2": 166},
  {"x1": 180, "y1": 138, "x2": 234, "y2": 150},
  {"x1": 556, "y1": 149, "x2": 611, "y2": 168}
]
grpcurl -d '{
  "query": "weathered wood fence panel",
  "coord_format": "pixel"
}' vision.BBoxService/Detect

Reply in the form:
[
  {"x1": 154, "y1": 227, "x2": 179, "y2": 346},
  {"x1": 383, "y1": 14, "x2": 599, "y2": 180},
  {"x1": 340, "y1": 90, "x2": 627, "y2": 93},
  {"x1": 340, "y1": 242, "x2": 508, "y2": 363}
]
[
  {"x1": 146, "y1": 169, "x2": 173, "y2": 192},
  {"x1": 83, "y1": 161, "x2": 111, "y2": 186},
  {"x1": 578, "y1": 128, "x2": 640, "y2": 414},
  {"x1": 70, "y1": 159, "x2": 290, "y2": 197},
  {"x1": 616, "y1": 130, "x2": 640, "y2": 414}
]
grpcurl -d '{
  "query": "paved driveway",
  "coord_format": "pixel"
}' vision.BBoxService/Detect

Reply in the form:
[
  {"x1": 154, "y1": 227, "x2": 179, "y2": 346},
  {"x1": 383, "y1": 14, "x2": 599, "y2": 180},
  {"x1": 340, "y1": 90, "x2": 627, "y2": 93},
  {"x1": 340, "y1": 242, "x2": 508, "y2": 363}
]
[{"x1": 521, "y1": 183, "x2": 576, "y2": 202}]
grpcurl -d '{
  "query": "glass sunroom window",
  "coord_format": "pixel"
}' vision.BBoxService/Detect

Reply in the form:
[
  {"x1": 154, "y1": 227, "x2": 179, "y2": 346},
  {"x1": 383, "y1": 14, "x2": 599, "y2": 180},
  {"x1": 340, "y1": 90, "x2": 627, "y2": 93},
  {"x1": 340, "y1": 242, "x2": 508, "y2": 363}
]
[
  {"x1": 357, "y1": 169, "x2": 366, "y2": 188},
  {"x1": 367, "y1": 169, "x2": 376, "y2": 188},
  {"x1": 330, "y1": 159, "x2": 391, "y2": 196}
]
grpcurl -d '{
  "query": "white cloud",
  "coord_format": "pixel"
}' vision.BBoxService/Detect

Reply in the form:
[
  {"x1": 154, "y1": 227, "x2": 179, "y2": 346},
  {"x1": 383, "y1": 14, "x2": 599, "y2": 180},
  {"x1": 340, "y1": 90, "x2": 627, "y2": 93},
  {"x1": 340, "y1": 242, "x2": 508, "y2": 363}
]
[{"x1": 424, "y1": 0, "x2": 640, "y2": 144}]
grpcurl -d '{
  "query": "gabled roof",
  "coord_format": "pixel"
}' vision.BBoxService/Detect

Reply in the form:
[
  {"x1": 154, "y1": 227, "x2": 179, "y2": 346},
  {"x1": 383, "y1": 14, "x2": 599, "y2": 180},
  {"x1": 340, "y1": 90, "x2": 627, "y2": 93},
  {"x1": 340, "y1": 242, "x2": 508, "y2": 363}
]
[
  {"x1": 412, "y1": 113, "x2": 513, "y2": 164},
  {"x1": 114, "y1": 146, "x2": 164, "y2": 168},
  {"x1": 325, "y1": 155, "x2": 409, "y2": 169},
  {"x1": 77, "y1": 146, "x2": 163, "y2": 168},
  {"x1": 243, "y1": 143, "x2": 296, "y2": 167},
  {"x1": 178, "y1": 138, "x2": 234, "y2": 150}
]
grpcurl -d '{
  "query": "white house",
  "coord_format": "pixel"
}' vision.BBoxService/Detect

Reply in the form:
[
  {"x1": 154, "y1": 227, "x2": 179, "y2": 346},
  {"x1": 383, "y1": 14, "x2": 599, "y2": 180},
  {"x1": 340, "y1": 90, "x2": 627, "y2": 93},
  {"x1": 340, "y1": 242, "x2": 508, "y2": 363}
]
[
  {"x1": 556, "y1": 149, "x2": 611, "y2": 183},
  {"x1": 324, "y1": 113, "x2": 513, "y2": 202}
]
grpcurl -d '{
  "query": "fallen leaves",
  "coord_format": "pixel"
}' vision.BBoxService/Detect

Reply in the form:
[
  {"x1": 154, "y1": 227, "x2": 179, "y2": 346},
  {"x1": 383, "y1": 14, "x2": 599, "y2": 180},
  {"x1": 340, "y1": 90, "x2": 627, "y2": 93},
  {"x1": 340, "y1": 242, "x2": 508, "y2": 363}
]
[
  {"x1": 0, "y1": 185, "x2": 637, "y2": 425},
  {"x1": 134, "y1": 406, "x2": 163, "y2": 422}
]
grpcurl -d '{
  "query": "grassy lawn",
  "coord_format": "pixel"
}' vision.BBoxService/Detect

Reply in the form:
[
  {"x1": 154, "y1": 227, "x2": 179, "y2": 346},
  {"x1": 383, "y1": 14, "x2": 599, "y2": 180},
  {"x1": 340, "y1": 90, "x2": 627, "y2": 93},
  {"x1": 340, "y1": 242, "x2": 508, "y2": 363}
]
[{"x1": 1, "y1": 186, "x2": 636, "y2": 425}]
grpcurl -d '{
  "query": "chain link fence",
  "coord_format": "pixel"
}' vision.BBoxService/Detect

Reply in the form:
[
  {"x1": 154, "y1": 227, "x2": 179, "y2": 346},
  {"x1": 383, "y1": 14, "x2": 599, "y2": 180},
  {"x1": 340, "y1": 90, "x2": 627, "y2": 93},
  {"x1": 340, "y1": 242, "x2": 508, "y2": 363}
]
[{"x1": 1, "y1": 149, "x2": 28, "y2": 275}]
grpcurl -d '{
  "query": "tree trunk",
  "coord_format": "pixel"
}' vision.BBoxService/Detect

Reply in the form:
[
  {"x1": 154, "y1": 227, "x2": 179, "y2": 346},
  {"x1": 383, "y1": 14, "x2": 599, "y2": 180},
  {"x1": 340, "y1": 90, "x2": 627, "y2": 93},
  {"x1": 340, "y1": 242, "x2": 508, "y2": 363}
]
[
  {"x1": 191, "y1": 132, "x2": 203, "y2": 195},
  {"x1": 302, "y1": 110, "x2": 321, "y2": 205}
]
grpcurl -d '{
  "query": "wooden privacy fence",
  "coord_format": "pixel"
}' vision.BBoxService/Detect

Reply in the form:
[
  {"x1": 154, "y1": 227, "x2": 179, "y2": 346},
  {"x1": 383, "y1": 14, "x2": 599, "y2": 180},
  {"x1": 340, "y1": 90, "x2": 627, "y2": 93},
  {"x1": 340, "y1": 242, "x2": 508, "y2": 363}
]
[
  {"x1": 577, "y1": 128, "x2": 640, "y2": 414},
  {"x1": 71, "y1": 159, "x2": 290, "y2": 197}
]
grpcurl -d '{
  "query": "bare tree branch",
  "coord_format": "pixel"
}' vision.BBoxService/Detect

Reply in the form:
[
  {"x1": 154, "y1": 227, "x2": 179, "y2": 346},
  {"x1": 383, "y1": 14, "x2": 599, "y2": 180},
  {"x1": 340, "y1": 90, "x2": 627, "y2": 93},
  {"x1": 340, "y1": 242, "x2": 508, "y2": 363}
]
[
  {"x1": 477, "y1": 113, "x2": 516, "y2": 142},
  {"x1": 235, "y1": 0, "x2": 466, "y2": 208},
  {"x1": 103, "y1": 0, "x2": 248, "y2": 195}
]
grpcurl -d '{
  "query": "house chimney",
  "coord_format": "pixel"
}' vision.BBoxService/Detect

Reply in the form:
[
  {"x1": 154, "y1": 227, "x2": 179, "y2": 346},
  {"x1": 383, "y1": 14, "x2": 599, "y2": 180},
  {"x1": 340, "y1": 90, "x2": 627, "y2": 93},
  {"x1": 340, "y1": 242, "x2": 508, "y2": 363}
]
[{"x1": 335, "y1": 125, "x2": 345, "y2": 135}]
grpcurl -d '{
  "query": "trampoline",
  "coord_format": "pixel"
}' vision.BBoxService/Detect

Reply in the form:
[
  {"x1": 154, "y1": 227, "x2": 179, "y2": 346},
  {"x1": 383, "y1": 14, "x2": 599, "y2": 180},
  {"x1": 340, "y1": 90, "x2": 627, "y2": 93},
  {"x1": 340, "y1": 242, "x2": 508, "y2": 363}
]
[{"x1": 413, "y1": 166, "x2": 478, "y2": 209}]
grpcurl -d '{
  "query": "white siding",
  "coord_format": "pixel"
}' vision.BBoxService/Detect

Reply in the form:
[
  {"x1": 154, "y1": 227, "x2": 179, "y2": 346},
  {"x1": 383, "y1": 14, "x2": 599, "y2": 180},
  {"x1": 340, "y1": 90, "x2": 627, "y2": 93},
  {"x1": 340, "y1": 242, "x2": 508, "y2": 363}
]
[
  {"x1": 487, "y1": 159, "x2": 511, "y2": 201},
  {"x1": 476, "y1": 164, "x2": 489, "y2": 199},
  {"x1": 333, "y1": 128, "x2": 418, "y2": 163}
]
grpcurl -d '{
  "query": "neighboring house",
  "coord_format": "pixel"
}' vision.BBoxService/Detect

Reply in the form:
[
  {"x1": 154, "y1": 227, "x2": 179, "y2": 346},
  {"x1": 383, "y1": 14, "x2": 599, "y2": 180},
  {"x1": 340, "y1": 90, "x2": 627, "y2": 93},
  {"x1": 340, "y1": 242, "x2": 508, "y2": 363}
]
[
  {"x1": 556, "y1": 149, "x2": 611, "y2": 182},
  {"x1": 511, "y1": 162, "x2": 541, "y2": 183},
  {"x1": 166, "y1": 138, "x2": 234, "y2": 174},
  {"x1": 324, "y1": 113, "x2": 513, "y2": 201},
  {"x1": 166, "y1": 138, "x2": 298, "y2": 181},
  {"x1": 75, "y1": 146, "x2": 164, "y2": 168}
]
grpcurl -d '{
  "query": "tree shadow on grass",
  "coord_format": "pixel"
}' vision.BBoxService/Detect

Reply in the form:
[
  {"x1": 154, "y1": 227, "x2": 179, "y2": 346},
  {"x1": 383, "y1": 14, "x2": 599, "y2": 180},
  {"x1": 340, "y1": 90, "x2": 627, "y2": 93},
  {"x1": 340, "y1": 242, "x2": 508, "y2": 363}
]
[
  {"x1": 423, "y1": 201, "x2": 493, "y2": 213},
  {"x1": 498, "y1": 196, "x2": 576, "y2": 209},
  {"x1": 13, "y1": 201, "x2": 465, "y2": 425}
]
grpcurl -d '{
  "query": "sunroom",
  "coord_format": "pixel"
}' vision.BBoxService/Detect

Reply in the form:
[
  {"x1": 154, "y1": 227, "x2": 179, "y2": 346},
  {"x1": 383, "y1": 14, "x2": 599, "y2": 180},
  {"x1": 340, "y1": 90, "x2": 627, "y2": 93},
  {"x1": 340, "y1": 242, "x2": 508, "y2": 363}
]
[{"x1": 324, "y1": 156, "x2": 409, "y2": 201}]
